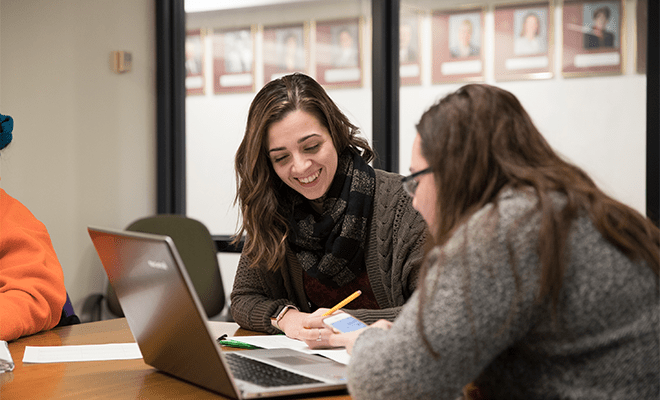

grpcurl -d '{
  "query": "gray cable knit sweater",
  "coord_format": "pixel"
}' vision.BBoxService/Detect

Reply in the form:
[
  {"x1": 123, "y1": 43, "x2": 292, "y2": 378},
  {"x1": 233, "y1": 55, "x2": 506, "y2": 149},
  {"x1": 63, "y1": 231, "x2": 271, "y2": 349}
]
[
  {"x1": 348, "y1": 189, "x2": 659, "y2": 399},
  {"x1": 230, "y1": 169, "x2": 428, "y2": 334}
]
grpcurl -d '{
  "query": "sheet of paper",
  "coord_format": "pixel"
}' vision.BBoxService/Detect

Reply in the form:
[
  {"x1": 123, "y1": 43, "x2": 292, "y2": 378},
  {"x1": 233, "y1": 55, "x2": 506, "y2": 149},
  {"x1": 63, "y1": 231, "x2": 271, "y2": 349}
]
[
  {"x1": 224, "y1": 335, "x2": 351, "y2": 365},
  {"x1": 22, "y1": 343, "x2": 142, "y2": 364}
]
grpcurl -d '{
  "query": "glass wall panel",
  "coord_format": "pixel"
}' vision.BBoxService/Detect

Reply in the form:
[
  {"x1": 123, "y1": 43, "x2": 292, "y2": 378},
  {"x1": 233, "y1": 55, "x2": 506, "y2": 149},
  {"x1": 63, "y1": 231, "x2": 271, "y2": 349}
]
[{"x1": 399, "y1": 0, "x2": 648, "y2": 216}]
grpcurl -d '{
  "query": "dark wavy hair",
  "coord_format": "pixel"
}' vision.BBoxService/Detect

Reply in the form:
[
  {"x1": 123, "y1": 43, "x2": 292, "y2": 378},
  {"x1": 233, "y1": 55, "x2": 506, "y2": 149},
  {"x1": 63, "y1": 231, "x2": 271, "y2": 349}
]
[
  {"x1": 233, "y1": 73, "x2": 373, "y2": 271},
  {"x1": 415, "y1": 83, "x2": 659, "y2": 357}
]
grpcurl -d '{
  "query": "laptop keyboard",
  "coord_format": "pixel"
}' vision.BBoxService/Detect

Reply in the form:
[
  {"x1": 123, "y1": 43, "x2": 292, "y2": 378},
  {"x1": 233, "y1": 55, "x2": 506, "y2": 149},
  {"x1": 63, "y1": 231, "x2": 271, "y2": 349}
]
[{"x1": 224, "y1": 353, "x2": 323, "y2": 388}]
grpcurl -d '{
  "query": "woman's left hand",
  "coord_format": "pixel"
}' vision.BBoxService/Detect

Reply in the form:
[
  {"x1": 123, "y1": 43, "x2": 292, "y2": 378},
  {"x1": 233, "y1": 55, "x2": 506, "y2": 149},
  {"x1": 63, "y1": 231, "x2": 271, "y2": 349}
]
[{"x1": 299, "y1": 308, "x2": 336, "y2": 349}]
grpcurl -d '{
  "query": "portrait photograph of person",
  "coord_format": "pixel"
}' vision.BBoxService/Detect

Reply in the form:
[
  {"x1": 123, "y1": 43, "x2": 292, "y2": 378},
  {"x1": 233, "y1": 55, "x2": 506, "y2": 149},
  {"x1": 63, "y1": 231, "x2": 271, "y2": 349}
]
[
  {"x1": 562, "y1": 0, "x2": 623, "y2": 77},
  {"x1": 514, "y1": 9, "x2": 548, "y2": 56},
  {"x1": 400, "y1": 12, "x2": 422, "y2": 86},
  {"x1": 448, "y1": 14, "x2": 481, "y2": 59},
  {"x1": 315, "y1": 18, "x2": 362, "y2": 88},
  {"x1": 212, "y1": 26, "x2": 255, "y2": 94},
  {"x1": 432, "y1": 7, "x2": 485, "y2": 84},
  {"x1": 223, "y1": 29, "x2": 253, "y2": 74},
  {"x1": 185, "y1": 29, "x2": 205, "y2": 95},
  {"x1": 332, "y1": 24, "x2": 359, "y2": 68},
  {"x1": 263, "y1": 24, "x2": 307, "y2": 83},
  {"x1": 494, "y1": 2, "x2": 553, "y2": 82},
  {"x1": 582, "y1": 3, "x2": 619, "y2": 49}
]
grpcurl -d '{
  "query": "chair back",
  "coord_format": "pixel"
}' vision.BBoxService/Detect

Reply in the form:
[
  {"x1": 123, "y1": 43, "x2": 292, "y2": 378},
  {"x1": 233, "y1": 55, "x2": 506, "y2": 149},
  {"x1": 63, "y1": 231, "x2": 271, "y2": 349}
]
[
  {"x1": 116, "y1": 215, "x2": 226, "y2": 319},
  {"x1": 56, "y1": 292, "x2": 80, "y2": 327}
]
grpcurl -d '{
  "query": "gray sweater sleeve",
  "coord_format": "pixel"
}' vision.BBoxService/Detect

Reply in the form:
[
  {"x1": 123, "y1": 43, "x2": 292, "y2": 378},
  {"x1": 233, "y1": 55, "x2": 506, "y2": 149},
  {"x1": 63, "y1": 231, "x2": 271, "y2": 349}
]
[{"x1": 346, "y1": 193, "x2": 546, "y2": 399}]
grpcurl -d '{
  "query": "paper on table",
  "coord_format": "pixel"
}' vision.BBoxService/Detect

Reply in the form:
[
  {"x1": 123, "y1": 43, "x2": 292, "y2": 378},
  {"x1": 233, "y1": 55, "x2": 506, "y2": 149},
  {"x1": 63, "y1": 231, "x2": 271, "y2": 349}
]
[
  {"x1": 23, "y1": 343, "x2": 142, "y2": 364},
  {"x1": 0, "y1": 340, "x2": 14, "y2": 373},
  {"x1": 224, "y1": 335, "x2": 351, "y2": 365}
]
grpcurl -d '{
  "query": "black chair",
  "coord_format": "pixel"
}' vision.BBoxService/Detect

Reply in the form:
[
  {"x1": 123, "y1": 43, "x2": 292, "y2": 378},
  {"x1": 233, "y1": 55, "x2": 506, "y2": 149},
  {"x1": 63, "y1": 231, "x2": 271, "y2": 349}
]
[
  {"x1": 81, "y1": 215, "x2": 228, "y2": 321},
  {"x1": 56, "y1": 292, "x2": 80, "y2": 327}
]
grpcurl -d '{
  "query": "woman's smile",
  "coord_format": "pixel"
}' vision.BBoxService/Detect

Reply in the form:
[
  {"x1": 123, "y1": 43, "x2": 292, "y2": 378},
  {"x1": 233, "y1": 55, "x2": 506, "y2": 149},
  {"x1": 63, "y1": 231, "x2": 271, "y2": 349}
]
[{"x1": 297, "y1": 169, "x2": 321, "y2": 185}]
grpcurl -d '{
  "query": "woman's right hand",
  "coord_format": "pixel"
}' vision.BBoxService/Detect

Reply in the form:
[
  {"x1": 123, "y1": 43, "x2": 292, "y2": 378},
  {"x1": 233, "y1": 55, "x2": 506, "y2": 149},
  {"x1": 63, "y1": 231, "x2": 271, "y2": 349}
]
[{"x1": 327, "y1": 319, "x2": 392, "y2": 354}]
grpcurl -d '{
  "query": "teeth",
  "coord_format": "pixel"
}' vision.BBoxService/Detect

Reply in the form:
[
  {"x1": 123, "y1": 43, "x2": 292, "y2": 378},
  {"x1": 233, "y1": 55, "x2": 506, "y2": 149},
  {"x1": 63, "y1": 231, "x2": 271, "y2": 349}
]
[{"x1": 298, "y1": 170, "x2": 320, "y2": 184}]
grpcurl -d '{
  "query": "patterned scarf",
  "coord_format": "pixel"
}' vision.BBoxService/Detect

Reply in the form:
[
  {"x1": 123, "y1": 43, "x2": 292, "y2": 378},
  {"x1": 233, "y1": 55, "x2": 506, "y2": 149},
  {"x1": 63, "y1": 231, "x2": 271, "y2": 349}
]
[{"x1": 284, "y1": 149, "x2": 375, "y2": 288}]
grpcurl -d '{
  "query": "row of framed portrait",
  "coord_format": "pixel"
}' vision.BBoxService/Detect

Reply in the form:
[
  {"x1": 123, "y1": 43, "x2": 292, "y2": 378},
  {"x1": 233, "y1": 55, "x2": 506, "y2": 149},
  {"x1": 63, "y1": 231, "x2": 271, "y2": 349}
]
[
  {"x1": 186, "y1": 16, "x2": 364, "y2": 95},
  {"x1": 186, "y1": 0, "x2": 646, "y2": 95}
]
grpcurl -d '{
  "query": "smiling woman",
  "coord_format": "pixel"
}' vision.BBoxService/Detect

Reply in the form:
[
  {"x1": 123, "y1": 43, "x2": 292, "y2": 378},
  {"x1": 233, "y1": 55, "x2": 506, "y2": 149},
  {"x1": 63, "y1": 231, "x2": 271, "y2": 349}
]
[{"x1": 230, "y1": 73, "x2": 428, "y2": 346}]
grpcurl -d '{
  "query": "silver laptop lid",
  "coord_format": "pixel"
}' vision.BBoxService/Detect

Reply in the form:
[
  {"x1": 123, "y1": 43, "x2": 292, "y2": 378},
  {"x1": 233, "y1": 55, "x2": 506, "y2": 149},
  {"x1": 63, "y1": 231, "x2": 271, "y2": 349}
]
[{"x1": 88, "y1": 226, "x2": 241, "y2": 398}]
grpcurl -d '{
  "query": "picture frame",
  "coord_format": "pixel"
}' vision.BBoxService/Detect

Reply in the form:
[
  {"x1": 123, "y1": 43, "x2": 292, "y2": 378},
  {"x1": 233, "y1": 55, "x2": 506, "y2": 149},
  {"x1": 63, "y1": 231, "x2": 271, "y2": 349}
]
[
  {"x1": 185, "y1": 29, "x2": 205, "y2": 96},
  {"x1": 315, "y1": 17, "x2": 363, "y2": 88},
  {"x1": 494, "y1": 2, "x2": 554, "y2": 82},
  {"x1": 562, "y1": 0, "x2": 624, "y2": 77},
  {"x1": 636, "y1": 0, "x2": 647, "y2": 74},
  {"x1": 400, "y1": 10, "x2": 423, "y2": 86},
  {"x1": 212, "y1": 26, "x2": 255, "y2": 94},
  {"x1": 263, "y1": 23, "x2": 309, "y2": 84},
  {"x1": 432, "y1": 7, "x2": 485, "y2": 84}
]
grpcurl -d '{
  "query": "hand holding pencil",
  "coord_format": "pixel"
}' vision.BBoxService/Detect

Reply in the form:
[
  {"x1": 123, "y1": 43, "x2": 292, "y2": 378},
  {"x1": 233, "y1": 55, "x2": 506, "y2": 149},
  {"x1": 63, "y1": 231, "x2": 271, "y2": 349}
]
[{"x1": 322, "y1": 290, "x2": 362, "y2": 316}]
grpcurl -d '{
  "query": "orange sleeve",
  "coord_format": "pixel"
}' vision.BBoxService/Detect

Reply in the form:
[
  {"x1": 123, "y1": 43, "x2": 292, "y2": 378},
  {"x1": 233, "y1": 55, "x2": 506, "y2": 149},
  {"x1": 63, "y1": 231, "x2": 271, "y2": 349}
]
[{"x1": 0, "y1": 190, "x2": 66, "y2": 341}]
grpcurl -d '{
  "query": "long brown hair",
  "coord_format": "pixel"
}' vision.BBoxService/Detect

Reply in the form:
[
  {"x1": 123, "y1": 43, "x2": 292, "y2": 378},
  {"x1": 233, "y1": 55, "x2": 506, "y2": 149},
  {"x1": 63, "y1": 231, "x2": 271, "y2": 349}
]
[
  {"x1": 415, "y1": 83, "x2": 659, "y2": 355},
  {"x1": 233, "y1": 73, "x2": 373, "y2": 271}
]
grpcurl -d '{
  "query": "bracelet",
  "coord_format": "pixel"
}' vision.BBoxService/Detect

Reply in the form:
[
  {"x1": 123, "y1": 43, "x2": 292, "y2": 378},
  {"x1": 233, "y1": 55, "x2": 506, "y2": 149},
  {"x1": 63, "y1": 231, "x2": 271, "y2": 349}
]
[{"x1": 270, "y1": 305, "x2": 298, "y2": 331}]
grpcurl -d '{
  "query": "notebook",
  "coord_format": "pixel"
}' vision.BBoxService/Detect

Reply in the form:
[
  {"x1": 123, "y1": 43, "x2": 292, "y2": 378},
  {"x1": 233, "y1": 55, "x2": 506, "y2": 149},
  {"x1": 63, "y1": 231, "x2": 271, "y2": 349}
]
[{"x1": 87, "y1": 226, "x2": 348, "y2": 399}]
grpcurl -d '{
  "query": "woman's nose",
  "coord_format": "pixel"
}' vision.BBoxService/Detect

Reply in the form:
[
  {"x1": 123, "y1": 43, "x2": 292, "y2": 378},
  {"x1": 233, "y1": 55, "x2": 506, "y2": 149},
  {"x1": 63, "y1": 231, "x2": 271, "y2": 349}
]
[{"x1": 291, "y1": 153, "x2": 311, "y2": 174}]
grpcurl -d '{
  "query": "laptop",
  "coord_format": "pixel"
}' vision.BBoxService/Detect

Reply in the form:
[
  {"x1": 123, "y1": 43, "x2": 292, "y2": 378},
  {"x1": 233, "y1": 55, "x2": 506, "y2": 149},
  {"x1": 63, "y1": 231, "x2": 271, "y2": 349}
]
[{"x1": 87, "y1": 226, "x2": 348, "y2": 399}]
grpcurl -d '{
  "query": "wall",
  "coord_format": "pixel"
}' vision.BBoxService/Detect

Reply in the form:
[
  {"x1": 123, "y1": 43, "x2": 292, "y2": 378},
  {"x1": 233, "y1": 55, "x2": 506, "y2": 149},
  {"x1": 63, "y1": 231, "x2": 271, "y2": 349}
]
[{"x1": 0, "y1": 0, "x2": 157, "y2": 312}]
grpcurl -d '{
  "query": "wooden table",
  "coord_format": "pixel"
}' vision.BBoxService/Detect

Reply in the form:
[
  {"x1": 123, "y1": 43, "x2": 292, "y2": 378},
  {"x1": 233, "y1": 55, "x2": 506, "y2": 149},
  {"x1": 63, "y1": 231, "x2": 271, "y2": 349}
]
[{"x1": 1, "y1": 318, "x2": 352, "y2": 400}]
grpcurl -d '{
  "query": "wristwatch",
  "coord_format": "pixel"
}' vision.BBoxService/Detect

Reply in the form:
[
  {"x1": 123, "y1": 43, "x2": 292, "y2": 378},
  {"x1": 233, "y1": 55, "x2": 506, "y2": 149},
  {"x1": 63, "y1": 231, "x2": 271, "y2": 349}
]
[{"x1": 270, "y1": 305, "x2": 298, "y2": 331}]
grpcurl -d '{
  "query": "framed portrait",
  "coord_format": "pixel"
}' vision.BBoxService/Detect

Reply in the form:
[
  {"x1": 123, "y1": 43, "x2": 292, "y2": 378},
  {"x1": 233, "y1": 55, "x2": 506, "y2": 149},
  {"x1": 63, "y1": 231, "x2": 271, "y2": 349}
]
[
  {"x1": 636, "y1": 0, "x2": 647, "y2": 74},
  {"x1": 185, "y1": 29, "x2": 205, "y2": 96},
  {"x1": 494, "y1": 2, "x2": 553, "y2": 82},
  {"x1": 432, "y1": 7, "x2": 485, "y2": 84},
  {"x1": 562, "y1": 0, "x2": 624, "y2": 77},
  {"x1": 263, "y1": 23, "x2": 308, "y2": 83},
  {"x1": 400, "y1": 11, "x2": 422, "y2": 86},
  {"x1": 315, "y1": 17, "x2": 363, "y2": 88},
  {"x1": 212, "y1": 26, "x2": 255, "y2": 94}
]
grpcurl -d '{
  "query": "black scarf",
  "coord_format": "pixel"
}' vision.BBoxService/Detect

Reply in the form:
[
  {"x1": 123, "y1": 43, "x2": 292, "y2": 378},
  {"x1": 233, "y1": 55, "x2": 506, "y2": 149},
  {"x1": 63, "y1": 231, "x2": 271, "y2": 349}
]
[{"x1": 284, "y1": 149, "x2": 375, "y2": 288}]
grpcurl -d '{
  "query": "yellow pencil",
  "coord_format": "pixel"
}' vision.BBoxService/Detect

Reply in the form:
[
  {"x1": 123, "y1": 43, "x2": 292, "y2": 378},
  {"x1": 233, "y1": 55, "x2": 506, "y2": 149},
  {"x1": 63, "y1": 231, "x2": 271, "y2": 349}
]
[{"x1": 322, "y1": 290, "x2": 362, "y2": 316}]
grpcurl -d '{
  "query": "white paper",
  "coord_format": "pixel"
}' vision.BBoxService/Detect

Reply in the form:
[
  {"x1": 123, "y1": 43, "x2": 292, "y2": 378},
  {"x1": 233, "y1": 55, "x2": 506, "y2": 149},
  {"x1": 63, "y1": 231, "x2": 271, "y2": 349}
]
[
  {"x1": 0, "y1": 340, "x2": 14, "y2": 372},
  {"x1": 224, "y1": 335, "x2": 351, "y2": 365},
  {"x1": 22, "y1": 343, "x2": 142, "y2": 364}
]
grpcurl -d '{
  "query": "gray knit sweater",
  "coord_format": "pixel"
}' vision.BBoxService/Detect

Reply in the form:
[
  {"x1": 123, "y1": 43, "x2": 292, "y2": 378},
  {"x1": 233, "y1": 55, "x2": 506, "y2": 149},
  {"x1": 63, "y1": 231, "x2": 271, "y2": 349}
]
[
  {"x1": 348, "y1": 189, "x2": 659, "y2": 399},
  {"x1": 230, "y1": 169, "x2": 428, "y2": 334}
]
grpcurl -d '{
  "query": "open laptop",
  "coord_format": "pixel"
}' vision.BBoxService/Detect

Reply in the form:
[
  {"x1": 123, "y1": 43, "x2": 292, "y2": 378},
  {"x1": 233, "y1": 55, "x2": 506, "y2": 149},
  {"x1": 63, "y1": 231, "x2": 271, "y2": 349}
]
[{"x1": 87, "y1": 226, "x2": 348, "y2": 399}]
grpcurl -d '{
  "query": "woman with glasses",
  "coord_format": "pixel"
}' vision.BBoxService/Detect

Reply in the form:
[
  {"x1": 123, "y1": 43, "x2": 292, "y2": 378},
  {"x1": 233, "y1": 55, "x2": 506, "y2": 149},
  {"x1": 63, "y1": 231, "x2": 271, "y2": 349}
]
[
  {"x1": 230, "y1": 73, "x2": 427, "y2": 346},
  {"x1": 331, "y1": 84, "x2": 659, "y2": 399}
]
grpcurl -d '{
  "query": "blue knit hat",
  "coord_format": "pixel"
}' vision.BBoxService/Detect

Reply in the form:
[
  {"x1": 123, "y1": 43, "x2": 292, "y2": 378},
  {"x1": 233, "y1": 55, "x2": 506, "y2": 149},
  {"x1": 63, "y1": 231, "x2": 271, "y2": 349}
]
[{"x1": 0, "y1": 114, "x2": 13, "y2": 150}]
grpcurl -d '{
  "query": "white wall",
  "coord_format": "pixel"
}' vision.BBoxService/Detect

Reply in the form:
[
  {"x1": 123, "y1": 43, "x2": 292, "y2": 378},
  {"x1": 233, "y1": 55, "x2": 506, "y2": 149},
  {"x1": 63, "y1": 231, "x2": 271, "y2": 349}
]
[{"x1": 0, "y1": 0, "x2": 157, "y2": 312}]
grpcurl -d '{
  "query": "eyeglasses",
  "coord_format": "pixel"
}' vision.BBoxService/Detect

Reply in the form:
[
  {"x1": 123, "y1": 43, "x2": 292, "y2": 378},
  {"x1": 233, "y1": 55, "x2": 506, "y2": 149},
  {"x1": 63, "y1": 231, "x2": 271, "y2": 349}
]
[{"x1": 401, "y1": 168, "x2": 431, "y2": 197}]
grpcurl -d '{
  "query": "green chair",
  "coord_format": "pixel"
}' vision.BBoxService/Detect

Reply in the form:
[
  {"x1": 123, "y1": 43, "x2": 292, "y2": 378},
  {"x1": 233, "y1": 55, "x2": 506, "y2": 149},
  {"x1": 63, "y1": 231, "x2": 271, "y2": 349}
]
[{"x1": 82, "y1": 215, "x2": 227, "y2": 321}]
